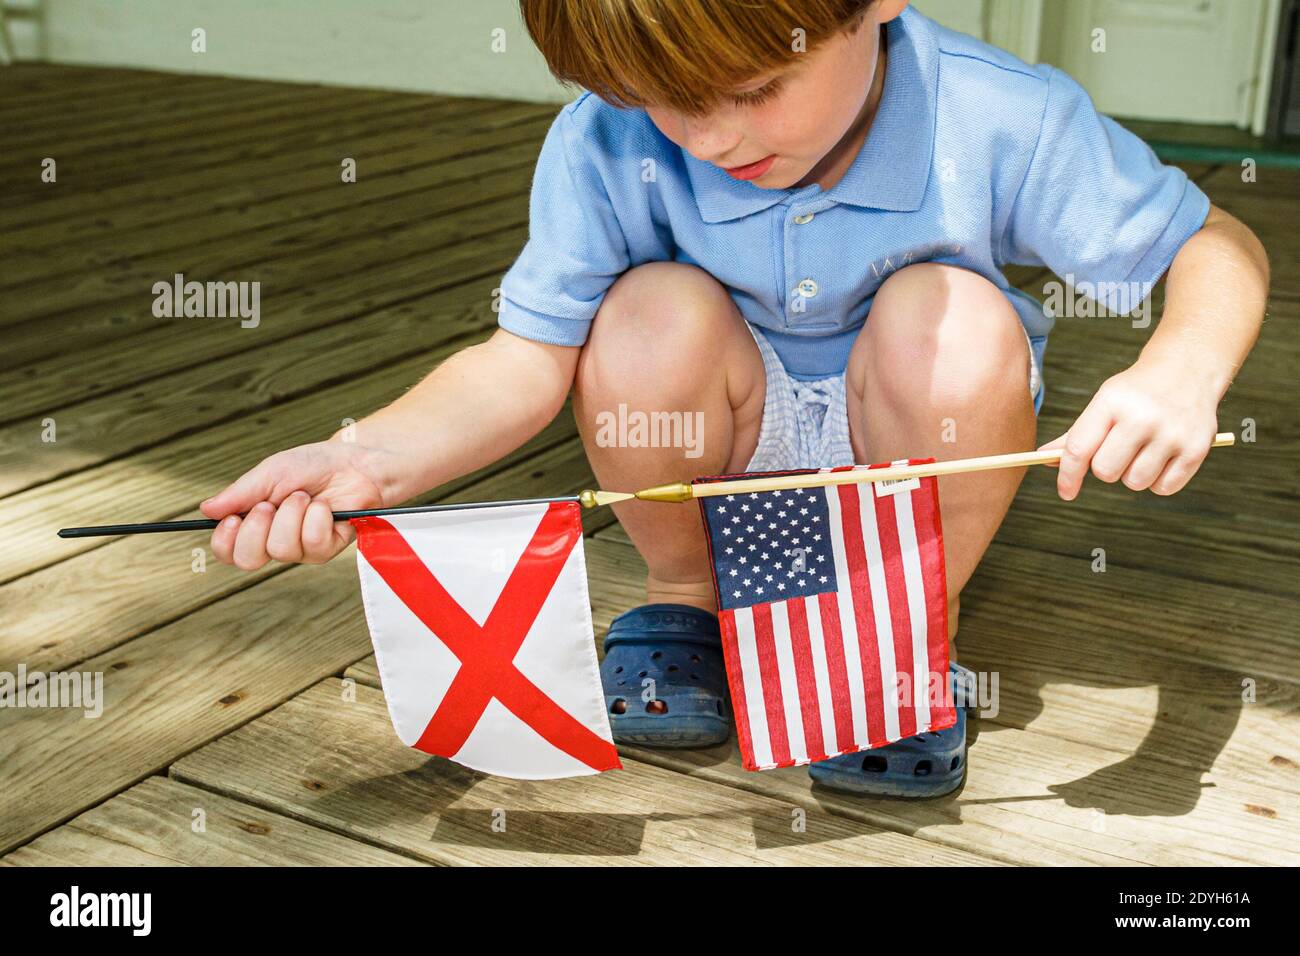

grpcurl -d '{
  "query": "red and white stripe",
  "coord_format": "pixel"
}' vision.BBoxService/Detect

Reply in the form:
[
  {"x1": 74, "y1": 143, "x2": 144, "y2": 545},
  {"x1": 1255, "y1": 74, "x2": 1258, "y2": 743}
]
[{"x1": 719, "y1": 464, "x2": 954, "y2": 771}]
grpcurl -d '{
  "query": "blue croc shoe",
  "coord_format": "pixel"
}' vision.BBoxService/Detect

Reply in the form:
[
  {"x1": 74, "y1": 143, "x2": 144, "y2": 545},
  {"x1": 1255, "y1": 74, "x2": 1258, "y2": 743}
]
[
  {"x1": 600, "y1": 604, "x2": 731, "y2": 748},
  {"x1": 808, "y1": 663, "x2": 975, "y2": 798}
]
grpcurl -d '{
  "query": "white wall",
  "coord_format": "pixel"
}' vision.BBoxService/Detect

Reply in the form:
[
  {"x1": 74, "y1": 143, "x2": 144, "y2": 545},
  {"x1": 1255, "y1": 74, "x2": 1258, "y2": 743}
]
[
  {"x1": 34, "y1": 0, "x2": 575, "y2": 102},
  {"x1": 15, "y1": 0, "x2": 994, "y2": 101},
  {"x1": 912, "y1": 0, "x2": 986, "y2": 40}
]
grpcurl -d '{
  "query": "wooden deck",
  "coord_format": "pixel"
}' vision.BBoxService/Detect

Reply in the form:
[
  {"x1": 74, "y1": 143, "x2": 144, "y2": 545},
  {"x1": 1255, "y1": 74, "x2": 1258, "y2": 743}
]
[{"x1": 1, "y1": 63, "x2": 1297, "y2": 866}]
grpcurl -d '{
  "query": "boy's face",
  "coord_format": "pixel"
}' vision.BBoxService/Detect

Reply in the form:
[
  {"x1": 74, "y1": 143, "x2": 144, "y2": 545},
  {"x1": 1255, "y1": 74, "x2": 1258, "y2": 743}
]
[{"x1": 644, "y1": 0, "x2": 908, "y2": 190}]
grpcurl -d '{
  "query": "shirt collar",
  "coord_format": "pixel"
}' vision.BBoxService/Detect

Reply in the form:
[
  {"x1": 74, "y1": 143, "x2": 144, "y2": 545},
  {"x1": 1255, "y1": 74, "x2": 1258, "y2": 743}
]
[{"x1": 682, "y1": 6, "x2": 938, "y2": 224}]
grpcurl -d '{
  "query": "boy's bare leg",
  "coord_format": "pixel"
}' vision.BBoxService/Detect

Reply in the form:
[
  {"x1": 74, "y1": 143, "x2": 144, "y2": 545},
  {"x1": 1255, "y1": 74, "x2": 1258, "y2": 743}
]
[
  {"x1": 574, "y1": 262, "x2": 766, "y2": 613},
  {"x1": 846, "y1": 263, "x2": 1039, "y2": 648}
]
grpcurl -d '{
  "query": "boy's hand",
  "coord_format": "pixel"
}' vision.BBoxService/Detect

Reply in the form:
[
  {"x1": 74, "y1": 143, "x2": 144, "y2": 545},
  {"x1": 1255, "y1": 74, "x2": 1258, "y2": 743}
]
[
  {"x1": 1038, "y1": 355, "x2": 1219, "y2": 501},
  {"x1": 200, "y1": 439, "x2": 395, "y2": 569}
]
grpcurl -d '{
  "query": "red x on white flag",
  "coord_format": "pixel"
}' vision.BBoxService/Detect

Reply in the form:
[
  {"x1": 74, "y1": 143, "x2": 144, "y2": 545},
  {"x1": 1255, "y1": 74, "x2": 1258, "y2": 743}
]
[{"x1": 352, "y1": 501, "x2": 620, "y2": 779}]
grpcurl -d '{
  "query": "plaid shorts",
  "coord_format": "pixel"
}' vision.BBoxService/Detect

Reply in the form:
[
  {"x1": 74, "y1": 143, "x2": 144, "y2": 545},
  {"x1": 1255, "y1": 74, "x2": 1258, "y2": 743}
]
[{"x1": 744, "y1": 323, "x2": 1046, "y2": 472}]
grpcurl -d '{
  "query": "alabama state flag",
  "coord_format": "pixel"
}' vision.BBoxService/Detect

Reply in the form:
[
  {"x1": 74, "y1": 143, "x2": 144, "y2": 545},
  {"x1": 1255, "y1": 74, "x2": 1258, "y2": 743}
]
[{"x1": 352, "y1": 501, "x2": 620, "y2": 780}]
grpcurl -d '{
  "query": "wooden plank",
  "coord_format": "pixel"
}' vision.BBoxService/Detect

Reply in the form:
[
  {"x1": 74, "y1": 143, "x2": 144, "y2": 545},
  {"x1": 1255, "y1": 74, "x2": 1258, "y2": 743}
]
[
  {"x1": 0, "y1": 235, "x2": 523, "y2": 497},
  {"x1": 1032, "y1": 288, "x2": 1300, "y2": 366},
  {"x1": 979, "y1": 247, "x2": 1300, "y2": 592},
  {"x1": 0, "y1": 89, "x2": 414, "y2": 201},
  {"x1": 6, "y1": 88, "x2": 507, "y2": 171},
  {"x1": 539, "y1": 533, "x2": 1300, "y2": 783},
  {"x1": 0, "y1": 306, "x2": 589, "y2": 583},
  {"x1": 0, "y1": 409, "x2": 586, "y2": 674},
  {"x1": 1196, "y1": 163, "x2": 1300, "y2": 202},
  {"x1": 1, "y1": 178, "x2": 530, "y2": 372},
  {"x1": 3, "y1": 99, "x2": 538, "y2": 253},
  {"x1": 2, "y1": 76, "x2": 254, "y2": 129},
  {"x1": 0, "y1": 66, "x2": 207, "y2": 103},
  {"x1": 0, "y1": 63, "x2": 222, "y2": 89},
  {"x1": 995, "y1": 469, "x2": 1300, "y2": 605},
  {"x1": 0, "y1": 92, "x2": 457, "y2": 212},
  {"x1": 2, "y1": 94, "x2": 502, "y2": 228},
  {"x1": 170, "y1": 680, "x2": 996, "y2": 865},
  {"x1": 1144, "y1": 166, "x2": 1300, "y2": 296},
  {"x1": 616, "y1": 727, "x2": 1298, "y2": 866},
  {"x1": 957, "y1": 548, "x2": 1300, "y2": 796},
  {"x1": 3, "y1": 78, "x2": 460, "y2": 151},
  {"x1": 0, "y1": 186, "x2": 529, "y2": 420},
  {"x1": 0, "y1": 261, "x2": 517, "y2": 564},
  {"x1": 0, "y1": 439, "x2": 602, "y2": 855},
  {"x1": 1021, "y1": 295, "x2": 1299, "y2": 412},
  {"x1": 3, "y1": 75, "x2": 394, "y2": 137},
  {"x1": 0, "y1": 93, "x2": 450, "y2": 219},
  {"x1": 955, "y1": 636, "x2": 1300, "y2": 798},
  {"x1": 592, "y1": 522, "x2": 635, "y2": 545},
  {"x1": 3, "y1": 126, "x2": 544, "y2": 299},
  {"x1": 0, "y1": 777, "x2": 419, "y2": 866},
  {"x1": 2, "y1": 136, "x2": 544, "y2": 319},
  {"x1": 1, "y1": 86, "x2": 414, "y2": 175},
  {"x1": 6, "y1": 80, "x2": 360, "y2": 143},
  {"x1": 343, "y1": 658, "x2": 1289, "y2": 868},
  {"x1": 605, "y1": 535, "x2": 1300, "y2": 863},
  {"x1": 2, "y1": 100, "x2": 551, "y2": 234},
  {"x1": 966, "y1": 534, "x2": 1300, "y2": 678},
  {"x1": 0, "y1": 93, "x2": 457, "y2": 204}
]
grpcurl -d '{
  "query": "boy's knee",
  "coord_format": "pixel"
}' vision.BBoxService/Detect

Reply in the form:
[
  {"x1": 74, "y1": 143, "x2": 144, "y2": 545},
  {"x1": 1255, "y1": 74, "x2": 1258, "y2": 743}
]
[
  {"x1": 576, "y1": 261, "x2": 738, "y2": 398},
  {"x1": 856, "y1": 263, "x2": 1028, "y2": 410},
  {"x1": 592, "y1": 262, "x2": 736, "y2": 351}
]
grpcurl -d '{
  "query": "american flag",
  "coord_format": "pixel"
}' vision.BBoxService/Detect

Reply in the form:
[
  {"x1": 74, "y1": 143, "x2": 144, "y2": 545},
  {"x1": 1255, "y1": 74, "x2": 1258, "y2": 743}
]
[{"x1": 697, "y1": 461, "x2": 955, "y2": 771}]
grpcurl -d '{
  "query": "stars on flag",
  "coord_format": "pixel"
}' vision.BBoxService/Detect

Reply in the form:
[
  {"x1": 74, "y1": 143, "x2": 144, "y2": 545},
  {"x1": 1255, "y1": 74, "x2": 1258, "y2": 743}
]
[{"x1": 703, "y1": 485, "x2": 839, "y2": 611}]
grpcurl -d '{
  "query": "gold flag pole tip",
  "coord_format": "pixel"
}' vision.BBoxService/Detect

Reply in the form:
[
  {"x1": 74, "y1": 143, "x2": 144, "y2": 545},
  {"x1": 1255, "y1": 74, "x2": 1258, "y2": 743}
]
[
  {"x1": 578, "y1": 485, "x2": 691, "y2": 507},
  {"x1": 578, "y1": 489, "x2": 635, "y2": 508},
  {"x1": 633, "y1": 482, "x2": 694, "y2": 503}
]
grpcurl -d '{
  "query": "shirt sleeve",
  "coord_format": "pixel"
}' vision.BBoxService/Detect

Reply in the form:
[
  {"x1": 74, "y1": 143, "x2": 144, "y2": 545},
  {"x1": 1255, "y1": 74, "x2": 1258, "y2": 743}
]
[
  {"x1": 999, "y1": 66, "x2": 1210, "y2": 316},
  {"x1": 496, "y1": 105, "x2": 631, "y2": 347}
]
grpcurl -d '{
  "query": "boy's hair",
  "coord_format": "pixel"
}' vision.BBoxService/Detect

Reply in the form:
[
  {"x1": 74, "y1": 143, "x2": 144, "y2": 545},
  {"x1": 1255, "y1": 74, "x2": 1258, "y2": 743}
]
[{"x1": 520, "y1": 0, "x2": 876, "y2": 115}]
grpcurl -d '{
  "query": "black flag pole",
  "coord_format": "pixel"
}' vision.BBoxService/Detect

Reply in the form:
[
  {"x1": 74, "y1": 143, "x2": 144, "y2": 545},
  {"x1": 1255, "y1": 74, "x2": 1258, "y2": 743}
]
[{"x1": 56, "y1": 494, "x2": 599, "y2": 539}]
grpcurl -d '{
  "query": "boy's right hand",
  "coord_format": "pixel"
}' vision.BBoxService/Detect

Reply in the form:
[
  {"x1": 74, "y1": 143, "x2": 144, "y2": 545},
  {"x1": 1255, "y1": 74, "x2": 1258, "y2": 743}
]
[{"x1": 200, "y1": 440, "x2": 392, "y2": 570}]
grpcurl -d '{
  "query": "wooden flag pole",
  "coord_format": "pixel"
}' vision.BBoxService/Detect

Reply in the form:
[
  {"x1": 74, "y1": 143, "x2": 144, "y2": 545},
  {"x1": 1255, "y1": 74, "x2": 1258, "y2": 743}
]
[{"x1": 630, "y1": 431, "x2": 1237, "y2": 503}]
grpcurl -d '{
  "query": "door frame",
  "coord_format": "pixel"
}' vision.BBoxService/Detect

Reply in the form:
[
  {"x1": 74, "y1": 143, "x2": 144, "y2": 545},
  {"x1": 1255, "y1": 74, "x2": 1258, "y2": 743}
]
[
  {"x1": 1254, "y1": 0, "x2": 1285, "y2": 134},
  {"x1": 986, "y1": 0, "x2": 1281, "y2": 132},
  {"x1": 986, "y1": 0, "x2": 1044, "y2": 63}
]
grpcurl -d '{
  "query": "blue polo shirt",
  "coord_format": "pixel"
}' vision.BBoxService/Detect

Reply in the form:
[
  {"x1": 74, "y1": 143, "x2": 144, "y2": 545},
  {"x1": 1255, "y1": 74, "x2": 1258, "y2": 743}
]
[{"x1": 498, "y1": 5, "x2": 1210, "y2": 381}]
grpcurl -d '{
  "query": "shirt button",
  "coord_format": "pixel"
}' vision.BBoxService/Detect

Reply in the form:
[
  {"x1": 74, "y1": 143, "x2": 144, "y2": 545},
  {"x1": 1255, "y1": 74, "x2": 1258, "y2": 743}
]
[
  {"x1": 793, "y1": 212, "x2": 815, "y2": 225},
  {"x1": 796, "y1": 278, "x2": 819, "y2": 298}
]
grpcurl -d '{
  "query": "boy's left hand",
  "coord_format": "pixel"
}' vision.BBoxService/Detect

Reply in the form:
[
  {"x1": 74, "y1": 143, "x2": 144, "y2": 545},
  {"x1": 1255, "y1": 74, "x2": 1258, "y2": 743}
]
[{"x1": 1038, "y1": 355, "x2": 1220, "y2": 501}]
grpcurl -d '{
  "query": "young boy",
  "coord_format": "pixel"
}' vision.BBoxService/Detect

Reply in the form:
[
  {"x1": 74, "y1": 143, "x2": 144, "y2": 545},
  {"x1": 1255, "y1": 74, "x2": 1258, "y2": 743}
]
[{"x1": 201, "y1": 0, "x2": 1267, "y2": 797}]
